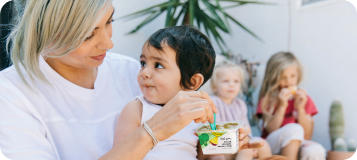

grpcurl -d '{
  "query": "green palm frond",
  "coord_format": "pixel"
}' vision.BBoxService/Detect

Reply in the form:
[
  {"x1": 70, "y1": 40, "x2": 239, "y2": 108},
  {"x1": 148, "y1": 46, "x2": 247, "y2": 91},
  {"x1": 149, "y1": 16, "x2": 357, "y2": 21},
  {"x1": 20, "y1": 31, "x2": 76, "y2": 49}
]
[{"x1": 117, "y1": 0, "x2": 272, "y2": 52}]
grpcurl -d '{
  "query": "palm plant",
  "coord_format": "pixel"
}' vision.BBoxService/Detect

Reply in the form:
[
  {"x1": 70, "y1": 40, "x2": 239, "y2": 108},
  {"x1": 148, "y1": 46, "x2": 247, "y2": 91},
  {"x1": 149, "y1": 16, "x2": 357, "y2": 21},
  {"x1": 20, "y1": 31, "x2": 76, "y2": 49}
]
[{"x1": 118, "y1": 0, "x2": 267, "y2": 53}]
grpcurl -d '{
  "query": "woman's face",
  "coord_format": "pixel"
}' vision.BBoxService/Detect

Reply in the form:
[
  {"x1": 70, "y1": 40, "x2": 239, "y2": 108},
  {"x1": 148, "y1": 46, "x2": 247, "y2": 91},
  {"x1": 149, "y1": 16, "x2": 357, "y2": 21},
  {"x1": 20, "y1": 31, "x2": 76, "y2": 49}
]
[{"x1": 48, "y1": 5, "x2": 115, "y2": 69}]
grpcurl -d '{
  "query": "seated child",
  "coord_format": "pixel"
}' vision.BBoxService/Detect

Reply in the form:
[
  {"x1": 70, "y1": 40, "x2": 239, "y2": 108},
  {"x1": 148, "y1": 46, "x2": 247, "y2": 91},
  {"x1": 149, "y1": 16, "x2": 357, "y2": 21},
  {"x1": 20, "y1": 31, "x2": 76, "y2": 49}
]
[
  {"x1": 210, "y1": 61, "x2": 272, "y2": 160},
  {"x1": 256, "y1": 52, "x2": 325, "y2": 160},
  {"x1": 113, "y1": 26, "x2": 223, "y2": 160}
]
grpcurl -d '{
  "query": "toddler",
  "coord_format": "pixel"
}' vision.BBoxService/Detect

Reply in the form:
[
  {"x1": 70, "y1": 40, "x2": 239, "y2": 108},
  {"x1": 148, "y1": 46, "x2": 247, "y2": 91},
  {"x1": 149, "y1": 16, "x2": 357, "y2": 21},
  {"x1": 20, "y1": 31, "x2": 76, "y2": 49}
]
[
  {"x1": 256, "y1": 52, "x2": 325, "y2": 160},
  {"x1": 210, "y1": 61, "x2": 272, "y2": 160},
  {"x1": 113, "y1": 26, "x2": 222, "y2": 160}
]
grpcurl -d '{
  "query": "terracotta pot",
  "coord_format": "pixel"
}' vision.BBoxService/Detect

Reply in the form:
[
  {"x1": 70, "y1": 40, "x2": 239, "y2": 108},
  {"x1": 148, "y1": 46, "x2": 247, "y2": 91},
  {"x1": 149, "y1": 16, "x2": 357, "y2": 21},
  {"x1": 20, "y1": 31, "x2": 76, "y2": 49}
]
[{"x1": 327, "y1": 150, "x2": 354, "y2": 160}]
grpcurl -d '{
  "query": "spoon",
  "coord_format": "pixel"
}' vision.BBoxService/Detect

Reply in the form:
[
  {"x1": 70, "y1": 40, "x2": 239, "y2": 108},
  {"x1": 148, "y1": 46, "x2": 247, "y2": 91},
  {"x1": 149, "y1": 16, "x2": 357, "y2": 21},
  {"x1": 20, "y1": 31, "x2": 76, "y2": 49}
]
[{"x1": 209, "y1": 113, "x2": 217, "y2": 130}]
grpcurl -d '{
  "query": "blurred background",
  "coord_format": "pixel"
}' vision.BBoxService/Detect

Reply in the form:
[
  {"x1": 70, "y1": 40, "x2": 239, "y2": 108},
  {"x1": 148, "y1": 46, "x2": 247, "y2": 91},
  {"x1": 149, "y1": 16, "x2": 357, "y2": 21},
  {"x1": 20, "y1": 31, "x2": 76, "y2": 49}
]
[
  {"x1": 1, "y1": 0, "x2": 357, "y2": 153},
  {"x1": 110, "y1": 0, "x2": 357, "y2": 152}
]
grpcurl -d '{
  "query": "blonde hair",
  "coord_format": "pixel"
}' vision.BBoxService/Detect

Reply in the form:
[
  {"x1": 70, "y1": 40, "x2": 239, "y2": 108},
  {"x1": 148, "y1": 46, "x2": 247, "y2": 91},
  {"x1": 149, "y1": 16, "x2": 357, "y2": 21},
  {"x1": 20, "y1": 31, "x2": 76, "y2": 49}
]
[
  {"x1": 6, "y1": 0, "x2": 112, "y2": 86},
  {"x1": 258, "y1": 52, "x2": 303, "y2": 121},
  {"x1": 211, "y1": 61, "x2": 246, "y2": 95}
]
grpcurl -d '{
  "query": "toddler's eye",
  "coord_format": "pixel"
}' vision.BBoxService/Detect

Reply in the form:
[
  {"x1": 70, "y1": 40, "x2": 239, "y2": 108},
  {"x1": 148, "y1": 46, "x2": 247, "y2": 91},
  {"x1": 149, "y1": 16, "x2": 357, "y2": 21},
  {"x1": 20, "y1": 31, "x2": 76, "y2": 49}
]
[
  {"x1": 140, "y1": 61, "x2": 146, "y2": 67},
  {"x1": 155, "y1": 63, "x2": 163, "y2": 69}
]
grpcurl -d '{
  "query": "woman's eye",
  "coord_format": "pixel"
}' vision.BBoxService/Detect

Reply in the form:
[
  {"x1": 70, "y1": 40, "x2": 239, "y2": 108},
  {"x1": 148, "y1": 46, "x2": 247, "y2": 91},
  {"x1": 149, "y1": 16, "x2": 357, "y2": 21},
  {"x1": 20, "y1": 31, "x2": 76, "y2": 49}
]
[
  {"x1": 107, "y1": 19, "x2": 114, "y2": 25},
  {"x1": 155, "y1": 63, "x2": 163, "y2": 69},
  {"x1": 85, "y1": 33, "x2": 95, "y2": 41},
  {"x1": 140, "y1": 61, "x2": 146, "y2": 67}
]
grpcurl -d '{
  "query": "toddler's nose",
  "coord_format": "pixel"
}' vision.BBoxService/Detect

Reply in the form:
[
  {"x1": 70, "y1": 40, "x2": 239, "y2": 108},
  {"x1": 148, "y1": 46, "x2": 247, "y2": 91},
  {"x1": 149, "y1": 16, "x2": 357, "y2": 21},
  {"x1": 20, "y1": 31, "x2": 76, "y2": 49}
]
[{"x1": 141, "y1": 67, "x2": 151, "y2": 79}]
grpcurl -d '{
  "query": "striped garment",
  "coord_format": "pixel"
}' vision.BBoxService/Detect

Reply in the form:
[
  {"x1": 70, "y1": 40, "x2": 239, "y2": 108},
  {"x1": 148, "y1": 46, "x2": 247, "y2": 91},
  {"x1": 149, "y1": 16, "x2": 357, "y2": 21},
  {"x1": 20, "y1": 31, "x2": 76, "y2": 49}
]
[{"x1": 210, "y1": 95, "x2": 252, "y2": 137}]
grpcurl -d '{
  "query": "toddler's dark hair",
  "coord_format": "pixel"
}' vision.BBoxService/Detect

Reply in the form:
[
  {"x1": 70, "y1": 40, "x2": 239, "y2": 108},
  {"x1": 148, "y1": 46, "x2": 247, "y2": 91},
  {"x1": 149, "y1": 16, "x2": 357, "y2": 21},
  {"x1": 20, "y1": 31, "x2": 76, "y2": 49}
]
[{"x1": 147, "y1": 25, "x2": 216, "y2": 90}]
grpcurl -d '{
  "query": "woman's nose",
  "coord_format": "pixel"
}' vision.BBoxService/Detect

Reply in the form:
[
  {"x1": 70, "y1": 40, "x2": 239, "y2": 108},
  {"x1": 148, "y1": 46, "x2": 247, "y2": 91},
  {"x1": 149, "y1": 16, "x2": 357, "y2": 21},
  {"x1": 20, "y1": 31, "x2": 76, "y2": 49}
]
[{"x1": 97, "y1": 29, "x2": 114, "y2": 50}]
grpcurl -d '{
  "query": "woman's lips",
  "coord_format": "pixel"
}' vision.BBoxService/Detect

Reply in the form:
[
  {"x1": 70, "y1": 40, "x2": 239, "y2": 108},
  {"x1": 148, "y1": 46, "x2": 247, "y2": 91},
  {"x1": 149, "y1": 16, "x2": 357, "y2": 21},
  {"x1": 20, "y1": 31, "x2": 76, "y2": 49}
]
[{"x1": 91, "y1": 53, "x2": 106, "y2": 60}]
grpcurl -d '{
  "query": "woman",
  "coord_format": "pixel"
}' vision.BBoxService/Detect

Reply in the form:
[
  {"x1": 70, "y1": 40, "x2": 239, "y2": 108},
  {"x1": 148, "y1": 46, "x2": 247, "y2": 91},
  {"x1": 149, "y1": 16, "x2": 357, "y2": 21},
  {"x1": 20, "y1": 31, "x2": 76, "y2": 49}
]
[{"x1": 0, "y1": 0, "x2": 266, "y2": 160}]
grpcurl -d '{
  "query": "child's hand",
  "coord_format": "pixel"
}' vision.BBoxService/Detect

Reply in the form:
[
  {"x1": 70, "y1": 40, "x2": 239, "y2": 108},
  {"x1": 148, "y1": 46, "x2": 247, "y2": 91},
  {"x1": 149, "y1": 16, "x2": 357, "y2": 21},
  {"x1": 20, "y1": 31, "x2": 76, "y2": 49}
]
[
  {"x1": 294, "y1": 89, "x2": 308, "y2": 111},
  {"x1": 278, "y1": 88, "x2": 292, "y2": 109}
]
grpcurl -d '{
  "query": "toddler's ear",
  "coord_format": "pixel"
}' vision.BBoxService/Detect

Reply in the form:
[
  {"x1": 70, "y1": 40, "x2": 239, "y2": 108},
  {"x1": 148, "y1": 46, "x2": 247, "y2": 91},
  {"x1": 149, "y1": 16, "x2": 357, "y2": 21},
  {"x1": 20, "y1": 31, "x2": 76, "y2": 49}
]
[{"x1": 190, "y1": 73, "x2": 204, "y2": 91}]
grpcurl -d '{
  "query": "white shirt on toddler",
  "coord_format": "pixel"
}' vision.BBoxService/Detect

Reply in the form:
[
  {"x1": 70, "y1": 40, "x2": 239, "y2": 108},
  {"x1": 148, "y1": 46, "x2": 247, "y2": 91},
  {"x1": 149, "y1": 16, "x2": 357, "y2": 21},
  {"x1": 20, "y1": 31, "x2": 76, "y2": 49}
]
[{"x1": 136, "y1": 95, "x2": 199, "y2": 160}]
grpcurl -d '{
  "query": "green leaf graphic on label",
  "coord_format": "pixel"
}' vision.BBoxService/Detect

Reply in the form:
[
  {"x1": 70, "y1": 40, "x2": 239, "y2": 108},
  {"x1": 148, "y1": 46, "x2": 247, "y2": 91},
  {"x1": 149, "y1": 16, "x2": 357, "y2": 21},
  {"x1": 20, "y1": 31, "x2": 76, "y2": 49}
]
[
  {"x1": 199, "y1": 133, "x2": 209, "y2": 147},
  {"x1": 198, "y1": 132, "x2": 227, "y2": 149}
]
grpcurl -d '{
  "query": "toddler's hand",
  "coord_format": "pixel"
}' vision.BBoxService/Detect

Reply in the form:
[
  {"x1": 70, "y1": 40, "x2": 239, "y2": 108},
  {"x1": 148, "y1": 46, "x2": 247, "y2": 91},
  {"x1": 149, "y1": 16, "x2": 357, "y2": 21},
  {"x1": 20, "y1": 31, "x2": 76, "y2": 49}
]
[
  {"x1": 294, "y1": 89, "x2": 307, "y2": 111},
  {"x1": 278, "y1": 88, "x2": 292, "y2": 109}
]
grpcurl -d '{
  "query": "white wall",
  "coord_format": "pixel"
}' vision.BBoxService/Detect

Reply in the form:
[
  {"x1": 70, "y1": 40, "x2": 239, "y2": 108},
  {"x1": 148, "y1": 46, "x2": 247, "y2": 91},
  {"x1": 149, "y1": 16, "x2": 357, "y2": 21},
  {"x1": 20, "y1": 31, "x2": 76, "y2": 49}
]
[{"x1": 110, "y1": 0, "x2": 357, "y2": 150}]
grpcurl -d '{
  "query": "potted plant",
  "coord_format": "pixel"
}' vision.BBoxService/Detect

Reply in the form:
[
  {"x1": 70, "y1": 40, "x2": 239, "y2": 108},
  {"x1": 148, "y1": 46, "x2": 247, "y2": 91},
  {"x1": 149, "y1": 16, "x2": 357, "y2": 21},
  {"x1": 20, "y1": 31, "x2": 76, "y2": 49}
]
[
  {"x1": 327, "y1": 100, "x2": 356, "y2": 160},
  {"x1": 118, "y1": 0, "x2": 268, "y2": 53}
]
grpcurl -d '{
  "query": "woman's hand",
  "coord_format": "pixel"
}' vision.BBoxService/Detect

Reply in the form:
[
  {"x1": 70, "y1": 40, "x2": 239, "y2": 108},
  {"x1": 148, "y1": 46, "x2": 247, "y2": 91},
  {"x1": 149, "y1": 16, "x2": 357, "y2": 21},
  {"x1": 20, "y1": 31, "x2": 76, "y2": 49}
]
[
  {"x1": 238, "y1": 126, "x2": 264, "y2": 151},
  {"x1": 146, "y1": 91, "x2": 218, "y2": 141},
  {"x1": 294, "y1": 89, "x2": 308, "y2": 111},
  {"x1": 278, "y1": 88, "x2": 292, "y2": 109}
]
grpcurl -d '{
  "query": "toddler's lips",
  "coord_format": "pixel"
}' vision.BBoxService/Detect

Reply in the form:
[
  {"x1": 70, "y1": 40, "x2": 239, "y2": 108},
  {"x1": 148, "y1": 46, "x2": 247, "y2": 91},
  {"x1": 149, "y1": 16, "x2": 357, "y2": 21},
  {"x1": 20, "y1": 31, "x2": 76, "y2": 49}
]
[{"x1": 143, "y1": 85, "x2": 155, "y2": 88}]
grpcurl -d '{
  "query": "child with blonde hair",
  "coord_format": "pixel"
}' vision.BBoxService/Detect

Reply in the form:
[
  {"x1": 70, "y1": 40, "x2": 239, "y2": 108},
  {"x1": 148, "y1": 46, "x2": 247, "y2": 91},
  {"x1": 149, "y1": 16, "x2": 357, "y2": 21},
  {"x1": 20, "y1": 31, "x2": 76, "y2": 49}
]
[
  {"x1": 210, "y1": 61, "x2": 272, "y2": 160},
  {"x1": 256, "y1": 52, "x2": 325, "y2": 160}
]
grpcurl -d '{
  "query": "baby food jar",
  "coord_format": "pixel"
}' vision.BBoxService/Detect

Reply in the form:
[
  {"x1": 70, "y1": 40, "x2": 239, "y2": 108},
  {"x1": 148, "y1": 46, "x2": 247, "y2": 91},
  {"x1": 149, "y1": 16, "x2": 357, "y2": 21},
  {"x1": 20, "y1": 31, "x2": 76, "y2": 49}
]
[{"x1": 195, "y1": 121, "x2": 244, "y2": 155}]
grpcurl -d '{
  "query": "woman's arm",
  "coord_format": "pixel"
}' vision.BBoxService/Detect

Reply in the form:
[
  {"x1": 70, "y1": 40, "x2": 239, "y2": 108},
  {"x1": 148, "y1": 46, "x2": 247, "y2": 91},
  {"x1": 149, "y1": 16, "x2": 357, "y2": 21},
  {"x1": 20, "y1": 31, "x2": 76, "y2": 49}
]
[{"x1": 0, "y1": 96, "x2": 58, "y2": 160}]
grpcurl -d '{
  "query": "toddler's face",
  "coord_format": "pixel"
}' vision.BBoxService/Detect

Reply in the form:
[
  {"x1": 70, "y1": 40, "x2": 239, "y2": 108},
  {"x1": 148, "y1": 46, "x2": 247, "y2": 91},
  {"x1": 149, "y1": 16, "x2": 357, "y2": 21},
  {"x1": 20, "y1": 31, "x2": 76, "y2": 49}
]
[
  {"x1": 279, "y1": 64, "x2": 299, "y2": 89},
  {"x1": 215, "y1": 68, "x2": 241, "y2": 101},
  {"x1": 137, "y1": 43, "x2": 184, "y2": 104}
]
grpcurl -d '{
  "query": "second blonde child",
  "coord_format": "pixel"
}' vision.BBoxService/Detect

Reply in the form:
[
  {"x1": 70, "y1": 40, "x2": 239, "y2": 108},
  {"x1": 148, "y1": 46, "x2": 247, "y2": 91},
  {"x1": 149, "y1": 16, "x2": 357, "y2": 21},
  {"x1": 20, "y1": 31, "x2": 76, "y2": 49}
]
[
  {"x1": 256, "y1": 52, "x2": 325, "y2": 160},
  {"x1": 210, "y1": 61, "x2": 272, "y2": 160}
]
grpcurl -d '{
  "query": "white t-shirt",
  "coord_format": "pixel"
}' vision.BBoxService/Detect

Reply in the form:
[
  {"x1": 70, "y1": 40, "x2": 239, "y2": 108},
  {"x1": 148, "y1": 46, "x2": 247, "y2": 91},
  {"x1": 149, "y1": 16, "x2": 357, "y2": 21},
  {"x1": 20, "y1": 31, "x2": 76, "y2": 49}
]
[
  {"x1": 0, "y1": 52, "x2": 141, "y2": 160},
  {"x1": 136, "y1": 95, "x2": 198, "y2": 160}
]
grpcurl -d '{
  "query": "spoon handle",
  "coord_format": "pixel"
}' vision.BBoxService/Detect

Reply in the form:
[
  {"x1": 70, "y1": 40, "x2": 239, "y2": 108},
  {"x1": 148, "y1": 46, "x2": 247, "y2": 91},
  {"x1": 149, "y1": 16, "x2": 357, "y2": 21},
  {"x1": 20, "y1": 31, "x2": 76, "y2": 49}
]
[{"x1": 209, "y1": 113, "x2": 217, "y2": 130}]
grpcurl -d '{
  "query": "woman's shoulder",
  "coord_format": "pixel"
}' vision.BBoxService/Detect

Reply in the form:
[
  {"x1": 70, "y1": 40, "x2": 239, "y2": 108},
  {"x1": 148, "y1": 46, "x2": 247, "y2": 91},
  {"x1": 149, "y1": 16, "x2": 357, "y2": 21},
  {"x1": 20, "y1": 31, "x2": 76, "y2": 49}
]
[{"x1": 0, "y1": 66, "x2": 26, "y2": 92}]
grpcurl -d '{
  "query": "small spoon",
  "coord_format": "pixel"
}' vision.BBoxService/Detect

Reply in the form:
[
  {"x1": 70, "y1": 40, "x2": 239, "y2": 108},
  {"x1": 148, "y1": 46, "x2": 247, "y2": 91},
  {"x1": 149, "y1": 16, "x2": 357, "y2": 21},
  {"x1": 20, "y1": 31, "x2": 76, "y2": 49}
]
[{"x1": 209, "y1": 113, "x2": 217, "y2": 130}]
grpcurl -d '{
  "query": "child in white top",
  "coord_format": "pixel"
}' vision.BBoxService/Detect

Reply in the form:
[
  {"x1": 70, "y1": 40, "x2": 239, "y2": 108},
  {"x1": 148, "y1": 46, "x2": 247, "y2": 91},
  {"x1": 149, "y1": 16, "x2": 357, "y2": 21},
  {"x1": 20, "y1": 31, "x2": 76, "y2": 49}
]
[
  {"x1": 113, "y1": 26, "x2": 223, "y2": 160},
  {"x1": 210, "y1": 61, "x2": 272, "y2": 160}
]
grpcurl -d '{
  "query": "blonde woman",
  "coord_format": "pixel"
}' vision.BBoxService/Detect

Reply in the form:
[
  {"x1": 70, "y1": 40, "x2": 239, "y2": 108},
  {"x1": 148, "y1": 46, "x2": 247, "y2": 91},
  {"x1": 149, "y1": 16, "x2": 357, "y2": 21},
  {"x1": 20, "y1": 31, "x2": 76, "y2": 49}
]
[
  {"x1": 256, "y1": 52, "x2": 325, "y2": 160},
  {"x1": 0, "y1": 0, "x2": 260, "y2": 160}
]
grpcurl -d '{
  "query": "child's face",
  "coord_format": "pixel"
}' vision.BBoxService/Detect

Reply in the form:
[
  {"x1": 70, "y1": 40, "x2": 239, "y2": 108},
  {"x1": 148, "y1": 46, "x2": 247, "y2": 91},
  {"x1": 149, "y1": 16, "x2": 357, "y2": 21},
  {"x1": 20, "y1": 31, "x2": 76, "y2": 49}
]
[
  {"x1": 137, "y1": 43, "x2": 184, "y2": 104},
  {"x1": 279, "y1": 64, "x2": 299, "y2": 89},
  {"x1": 215, "y1": 67, "x2": 241, "y2": 101}
]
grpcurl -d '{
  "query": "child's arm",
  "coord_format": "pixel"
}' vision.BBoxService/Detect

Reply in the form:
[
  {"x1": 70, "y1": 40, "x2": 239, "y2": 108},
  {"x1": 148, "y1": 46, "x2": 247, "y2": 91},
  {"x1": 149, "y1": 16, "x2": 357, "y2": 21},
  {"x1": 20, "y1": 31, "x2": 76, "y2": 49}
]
[
  {"x1": 113, "y1": 100, "x2": 142, "y2": 146},
  {"x1": 265, "y1": 88, "x2": 292, "y2": 134},
  {"x1": 294, "y1": 89, "x2": 313, "y2": 140}
]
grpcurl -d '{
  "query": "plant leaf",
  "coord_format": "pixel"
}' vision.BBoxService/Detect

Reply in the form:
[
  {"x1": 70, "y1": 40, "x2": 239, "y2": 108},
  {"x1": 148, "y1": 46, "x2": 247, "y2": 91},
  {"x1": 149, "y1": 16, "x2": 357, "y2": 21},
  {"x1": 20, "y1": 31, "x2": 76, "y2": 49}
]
[
  {"x1": 224, "y1": 12, "x2": 263, "y2": 42},
  {"x1": 117, "y1": 1, "x2": 182, "y2": 20},
  {"x1": 201, "y1": 0, "x2": 228, "y2": 32},
  {"x1": 127, "y1": 9, "x2": 166, "y2": 34},
  {"x1": 165, "y1": 0, "x2": 174, "y2": 27},
  {"x1": 215, "y1": 0, "x2": 231, "y2": 32},
  {"x1": 215, "y1": 0, "x2": 273, "y2": 5},
  {"x1": 189, "y1": 0, "x2": 196, "y2": 25}
]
